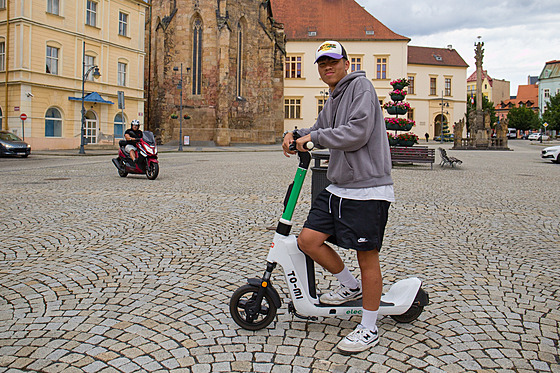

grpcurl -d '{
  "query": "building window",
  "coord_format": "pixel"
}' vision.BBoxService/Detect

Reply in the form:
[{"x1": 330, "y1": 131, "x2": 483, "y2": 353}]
[
  {"x1": 317, "y1": 98, "x2": 327, "y2": 115},
  {"x1": 192, "y1": 18, "x2": 202, "y2": 95},
  {"x1": 45, "y1": 107, "x2": 62, "y2": 137},
  {"x1": 407, "y1": 76, "x2": 415, "y2": 94},
  {"x1": 84, "y1": 55, "x2": 95, "y2": 81},
  {"x1": 285, "y1": 56, "x2": 302, "y2": 79},
  {"x1": 430, "y1": 77, "x2": 437, "y2": 95},
  {"x1": 86, "y1": 1, "x2": 97, "y2": 27},
  {"x1": 445, "y1": 78, "x2": 452, "y2": 96},
  {"x1": 376, "y1": 57, "x2": 387, "y2": 79},
  {"x1": 46, "y1": 46, "x2": 59, "y2": 75},
  {"x1": 0, "y1": 107, "x2": 3, "y2": 129},
  {"x1": 350, "y1": 57, "x2": 362, "y2": 72},
  {"x1": 407, "y1": 108, "x2": 414, "y2": 121},
  {"x1": 47, "y1": 0, "x2": 59, "y2": 15},
  {"x1": 0, "y1": 41, "x2": 5, "y2": 71},
  {"x1": 0, "y1": 0, "x2": 6, "y2": 9},
  {"x1": 284, "y1": 98, "x2": 301, "y2": 119},
  {"x1": 236, "y1": 21, "x2": 243, "y2": 97},
  {"x1": 544, "y1": 89, "x2": 550, "y2": 99},
  {"x1": 119, "y1": 12, "x2": 128, "y2": 36},
  {"x1": 114, "y1": 113, "x2": 125, "y2": 138},
  {"x1": 118, "y1": 62, "x2": 127, "y2": 86}
]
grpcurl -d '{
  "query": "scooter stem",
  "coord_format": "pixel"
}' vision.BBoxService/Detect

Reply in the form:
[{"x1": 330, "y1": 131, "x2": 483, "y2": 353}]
[{"x1": 281, "y1": 151, "x2": 311, "y2": 222}]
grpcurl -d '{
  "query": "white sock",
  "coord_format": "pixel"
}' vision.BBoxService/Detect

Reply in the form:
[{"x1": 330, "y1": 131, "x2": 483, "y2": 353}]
[
  {"x1": 334, "y1": 266, "x2": 359, "y2": 290},
  {"x1": 361, "y1": 309, "x2": 378, "y2": 331}
]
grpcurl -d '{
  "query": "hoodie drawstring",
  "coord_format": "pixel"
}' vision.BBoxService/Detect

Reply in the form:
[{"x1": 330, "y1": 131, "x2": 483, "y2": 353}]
[{"x1": 328, "y1": 193, "x2": 342, "y2": 219}]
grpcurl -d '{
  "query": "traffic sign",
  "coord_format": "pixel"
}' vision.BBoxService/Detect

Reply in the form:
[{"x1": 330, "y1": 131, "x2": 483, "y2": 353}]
[
  {"x1": 20, "y1": 113, "x2": 27, "y2": 121},
  {"x1": 543, "y1": 122, "x2": 549, "y2": 128}
]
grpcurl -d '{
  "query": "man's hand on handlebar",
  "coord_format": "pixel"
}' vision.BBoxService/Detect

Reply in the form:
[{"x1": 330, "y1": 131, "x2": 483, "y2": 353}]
[{"x1": 283, "y1": 133, "x2": 313, "y2": 157}]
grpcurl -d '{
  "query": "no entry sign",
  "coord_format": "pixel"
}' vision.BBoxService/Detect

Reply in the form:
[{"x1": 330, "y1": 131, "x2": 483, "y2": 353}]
[{"x1": 20, "y1": 113, "x2": 27, "y2": 121}]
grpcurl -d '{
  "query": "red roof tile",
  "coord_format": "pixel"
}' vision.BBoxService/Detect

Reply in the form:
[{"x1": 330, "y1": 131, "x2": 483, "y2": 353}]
[
  {"x1": 408, "y1": 46, "x2": 468, "y2": 68},
  {"x1": 467, "y1": 70, "x2": 493, "y2": 85},
  {"x1": 271, "y1": 0, "x2": 409, "y2": 41}
]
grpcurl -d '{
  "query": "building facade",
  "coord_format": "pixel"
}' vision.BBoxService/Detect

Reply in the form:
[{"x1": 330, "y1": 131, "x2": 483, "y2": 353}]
[
  {"x1": 407, "y1": 46, "x2": 468, "y2": 139},
  {"x1": 467, "y1": 70, "x2": 510, "y2": 105},
  {"x1": 495, "y1": 83, "x2": 539, "y2": 122},
  {"x1": 272, "y1": 0, "x2": 468, "y2": 140},
  {"x1": 538, "y1": 60, "x2": 560, "y2": 116},
  {"x1": 145, "y1": 0, "x2": 286, "y2": 146},
  {"x1": 0, "y1": 0, "x2": 148, "y2": 150}
]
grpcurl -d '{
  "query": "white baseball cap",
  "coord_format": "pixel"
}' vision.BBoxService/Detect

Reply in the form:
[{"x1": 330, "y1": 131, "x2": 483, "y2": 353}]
[{"x1": 314, "y1": 41, "x2": 348, "y2": 63}]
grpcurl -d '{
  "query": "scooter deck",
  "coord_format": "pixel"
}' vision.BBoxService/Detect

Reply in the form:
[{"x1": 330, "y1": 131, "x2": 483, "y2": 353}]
[{"x1": 315, "y1": 299, "x2": 395, "y2": 308}]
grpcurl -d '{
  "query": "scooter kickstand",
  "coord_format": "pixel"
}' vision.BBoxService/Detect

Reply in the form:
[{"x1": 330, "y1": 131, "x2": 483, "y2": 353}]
[{"x1": 287, "y1": 302, "x2": 318, "y2": 321}]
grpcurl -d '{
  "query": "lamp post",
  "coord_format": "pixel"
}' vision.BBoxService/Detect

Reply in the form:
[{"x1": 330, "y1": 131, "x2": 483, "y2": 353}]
[
  {"x1": 319, "y1": 90, "x2": 329, "y2": 115},
  {"x1": 79, "y1": 41, "x2": 101, "y2": 154},
  {"x1": 439, "y1": 91, "x2": 449, "y2": 143}
]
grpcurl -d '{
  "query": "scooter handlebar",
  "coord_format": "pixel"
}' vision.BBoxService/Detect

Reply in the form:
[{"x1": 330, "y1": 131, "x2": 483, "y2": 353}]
[{"x1": 289, "y1": 141, "x2": 314, "y2": 152}]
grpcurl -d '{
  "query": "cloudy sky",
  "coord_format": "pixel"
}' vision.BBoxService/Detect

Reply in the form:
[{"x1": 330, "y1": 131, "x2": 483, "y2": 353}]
[{"x1": 356, "y1": 0, "x2": 560, "y2": 96}]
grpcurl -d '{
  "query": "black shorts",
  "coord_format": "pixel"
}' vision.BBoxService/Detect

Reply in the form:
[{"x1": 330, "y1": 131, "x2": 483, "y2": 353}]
[{"x1": 303, "y1": 189, "x2": 390, "y2": 251}]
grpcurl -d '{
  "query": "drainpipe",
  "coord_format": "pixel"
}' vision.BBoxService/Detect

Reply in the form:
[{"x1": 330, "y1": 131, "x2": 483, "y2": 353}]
[{"x1": 3, "y1": 0, "x2": 9, "y2": 130}]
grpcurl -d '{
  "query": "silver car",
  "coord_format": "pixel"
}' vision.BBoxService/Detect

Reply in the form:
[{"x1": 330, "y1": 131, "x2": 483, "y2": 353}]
[{"x1": 0, "y1": 130, "x2": 31, "y2": 157}]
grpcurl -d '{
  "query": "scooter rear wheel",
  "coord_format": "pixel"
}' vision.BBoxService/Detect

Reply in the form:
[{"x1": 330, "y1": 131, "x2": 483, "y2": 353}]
[
  {"x1": 390, "y1": 288, "x2": 427, "y2": 323},
  {"x1": 118, "y1": 159, "x2": 128, "y2": 177},
  {"x1": 230, "y1": 284, "x2": 277, "y2": 330}
]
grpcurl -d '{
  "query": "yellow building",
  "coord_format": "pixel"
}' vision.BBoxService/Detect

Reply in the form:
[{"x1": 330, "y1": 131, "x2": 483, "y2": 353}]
[
  {"x1": 467, "y1": 69, "x2": 510, "y2": 105},
  {"x1": 0, "y1": 0, "x2": 148, "y2": 150}
]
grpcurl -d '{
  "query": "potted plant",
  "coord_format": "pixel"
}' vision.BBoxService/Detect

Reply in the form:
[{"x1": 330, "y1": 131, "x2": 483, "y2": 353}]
[
  {"x1": 383, "y1": 101, "x2": 410, "y2": 115},
  {"x1": 184, "y1": 114, "x2": 191, "y2": 120},
  {"x1": 389, "y1": 89, "x2": 407, "y2": 102},
  {"x1": 385, "y1": 117, "x2": 415, "y2": 131},
  {"x1": 387, "y1": 132, "x2": 398, "y2": 146},
  {"x1": 397, "y1": 132, "x2": 419, "y2": 146},
  {"x1": 170, "y1": 113, "x2": 178, "y2": 119},
  {"x1": 390, "y1": 78, "x2": 409, "y2": 91}
]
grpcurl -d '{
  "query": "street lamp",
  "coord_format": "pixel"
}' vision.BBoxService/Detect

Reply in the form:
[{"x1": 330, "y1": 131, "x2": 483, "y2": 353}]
[
  {"x1": 439, "y1": 91, "x2": 449, "y2": 143},
  {"x1": 319, "y1": 90, "x2": 329, "y2": 114},
  {"x1": 79, "y1": 41, "x2": 101, "y2": 154}
]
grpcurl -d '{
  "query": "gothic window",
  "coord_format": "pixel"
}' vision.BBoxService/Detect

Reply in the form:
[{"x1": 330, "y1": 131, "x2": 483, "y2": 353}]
[
  {"x1": 192, "y1": 18, "x2": 202, "y2": 95},
  {"x1": 236, "y1": 21, "x2": 243, "y2": 97}
]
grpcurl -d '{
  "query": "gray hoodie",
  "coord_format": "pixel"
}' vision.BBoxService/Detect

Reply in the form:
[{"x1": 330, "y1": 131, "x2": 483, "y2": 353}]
[{"x1": 299, "y1": 70, "x2": 393, "y2": 188}]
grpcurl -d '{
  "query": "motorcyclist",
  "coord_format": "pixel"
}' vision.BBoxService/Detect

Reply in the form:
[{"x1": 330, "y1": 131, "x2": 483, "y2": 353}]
[{"x1": 124, "y1": 120, "x2": 142, "y2": 165}]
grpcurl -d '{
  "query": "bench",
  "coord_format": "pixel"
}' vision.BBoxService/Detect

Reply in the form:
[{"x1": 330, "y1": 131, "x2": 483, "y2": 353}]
[
  {"x1": 438, "y1": 147, "x2": 462, "y2": 167},
  {"x1": 390, "y1": 146, "x2": 435, "y2": 169}
]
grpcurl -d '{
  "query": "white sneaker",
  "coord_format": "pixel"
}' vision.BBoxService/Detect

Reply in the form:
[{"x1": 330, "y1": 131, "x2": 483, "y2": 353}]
[
  {"x1": 337, "y1": 324, "x2": 379, "y2": 353},
  {"x1": 319, "y1": 284, "x2": 362, "y2": 305}
]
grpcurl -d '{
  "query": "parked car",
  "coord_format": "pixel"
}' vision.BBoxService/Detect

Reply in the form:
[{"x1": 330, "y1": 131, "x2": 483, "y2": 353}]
[
  {"x1": 0, "y1": 131, "x2": 31, "y2": 157},
  {"x1": 507, "y1": 128, "x2": 517, "y2": 139},
  {"x1": 528, "y1": 133, "x2": 549, "y2": 141},
  {"x1": 541, "y1": 145, "x2": 560, "y2": 164}
]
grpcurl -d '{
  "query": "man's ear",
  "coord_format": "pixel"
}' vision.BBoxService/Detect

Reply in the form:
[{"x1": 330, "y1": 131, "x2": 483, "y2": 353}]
[{"x1": 344, "y1": 59, "x2": 350, "y2": 71}]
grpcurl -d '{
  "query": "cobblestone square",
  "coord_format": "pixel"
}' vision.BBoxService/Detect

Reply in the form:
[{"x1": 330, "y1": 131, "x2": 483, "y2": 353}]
[{"x1": 1, "y1": 141, "x2": 559, "y2": 372}]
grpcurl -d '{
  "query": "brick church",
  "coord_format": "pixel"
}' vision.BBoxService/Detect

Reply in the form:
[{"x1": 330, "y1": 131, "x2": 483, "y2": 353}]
[{"x1": 145, "y1": 0, "x2": 286, "y2": 146}]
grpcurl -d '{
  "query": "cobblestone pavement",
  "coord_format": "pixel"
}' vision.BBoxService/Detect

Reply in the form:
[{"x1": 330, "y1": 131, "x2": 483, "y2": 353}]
[{"x1": 1, "y1": 141, "x2": 559, "y2": 373}]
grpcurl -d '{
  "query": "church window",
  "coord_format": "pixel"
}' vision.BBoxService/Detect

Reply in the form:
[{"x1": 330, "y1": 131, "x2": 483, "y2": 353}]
[
  {"x1": 236, "y1": 22, "x2": 244, "y2": 97},
  {"x1": 192, "y1": 19, "x2": 202, "y2": 95}
]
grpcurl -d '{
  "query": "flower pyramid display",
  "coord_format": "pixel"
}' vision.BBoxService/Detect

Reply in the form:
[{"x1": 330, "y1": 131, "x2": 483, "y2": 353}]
[{"x1": 384, "y1": 78, "x2": 417, "y2": 146}]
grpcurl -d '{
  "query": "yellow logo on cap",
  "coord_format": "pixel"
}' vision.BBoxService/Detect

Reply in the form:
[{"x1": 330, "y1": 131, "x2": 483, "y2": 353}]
[{"x1": 318, "y1": 43, "x2": 337, "y2": 52}]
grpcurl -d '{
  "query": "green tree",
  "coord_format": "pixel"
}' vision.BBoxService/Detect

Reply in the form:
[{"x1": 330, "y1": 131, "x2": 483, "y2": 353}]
[
  {"x1": 466, "y1": 94, "x2": 497, "y2": 132},
  {"x1": 542, "y1": 93, "x2": 560, "y2": 131},
  {"x1": 506, "y1": 106, "x2": 541, "y2": 131}
]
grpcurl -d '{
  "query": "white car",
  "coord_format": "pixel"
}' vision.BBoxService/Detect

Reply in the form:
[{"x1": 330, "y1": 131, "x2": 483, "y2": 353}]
[
  {"x1": 528, "y1": 133, "x2": 550, "y2": 141},
  {"x1": 542, "y1": 145, "x2": 560, "y2": 163}
]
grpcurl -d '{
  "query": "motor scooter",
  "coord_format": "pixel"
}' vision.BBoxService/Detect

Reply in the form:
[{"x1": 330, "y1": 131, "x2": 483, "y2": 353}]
[
  {"x1": 112, "y1": 131, "x2": 159, "y2": 180},
  {"x1": 230, "y1": 133, "x2": 428, "y2": 330}
]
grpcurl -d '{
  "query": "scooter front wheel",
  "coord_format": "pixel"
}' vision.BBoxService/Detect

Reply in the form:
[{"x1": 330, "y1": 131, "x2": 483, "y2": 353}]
[
  {"x1": 230, "y1": 284, "x2": 277, "y2": 330},
  {"x1": 118, "y1": 159, "x2": 128, "y2": 177},
  {"x1": 146, "y1": 162, "x2": 159, "y2": 180}
]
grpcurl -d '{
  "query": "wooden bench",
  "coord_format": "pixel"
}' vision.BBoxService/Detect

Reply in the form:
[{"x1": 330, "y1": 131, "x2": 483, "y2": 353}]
[
  {"x1": 390, "y1": 146, "x2": 435, "y2": 169},
  {"x1": 438, "y1": 147, "x2": 462, "y2": 167}
]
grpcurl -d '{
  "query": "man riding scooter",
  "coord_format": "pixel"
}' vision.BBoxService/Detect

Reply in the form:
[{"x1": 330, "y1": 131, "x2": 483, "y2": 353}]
[{"x1": 124, "y1": 120, "x2": 142, "y2": 167}]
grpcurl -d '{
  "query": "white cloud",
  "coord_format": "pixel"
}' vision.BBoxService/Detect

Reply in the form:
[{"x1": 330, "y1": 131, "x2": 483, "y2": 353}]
[{"x1": 357, "y1": 0, "x2": 560, "y2": 96}]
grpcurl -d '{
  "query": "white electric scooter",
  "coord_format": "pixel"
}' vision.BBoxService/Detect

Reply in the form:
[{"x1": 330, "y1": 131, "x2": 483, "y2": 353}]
[{"x1": 230, "y1": 134, "x2": 428, "y2": 330}]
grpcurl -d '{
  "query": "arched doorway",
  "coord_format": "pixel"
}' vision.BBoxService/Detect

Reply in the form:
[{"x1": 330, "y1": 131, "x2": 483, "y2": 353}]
[
  {"x1": 85, "y1": 110, "x2": 98, "y2": 144},
  {"x1": 434, "y1": 113, "x2": 448, "y2": 139}
]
